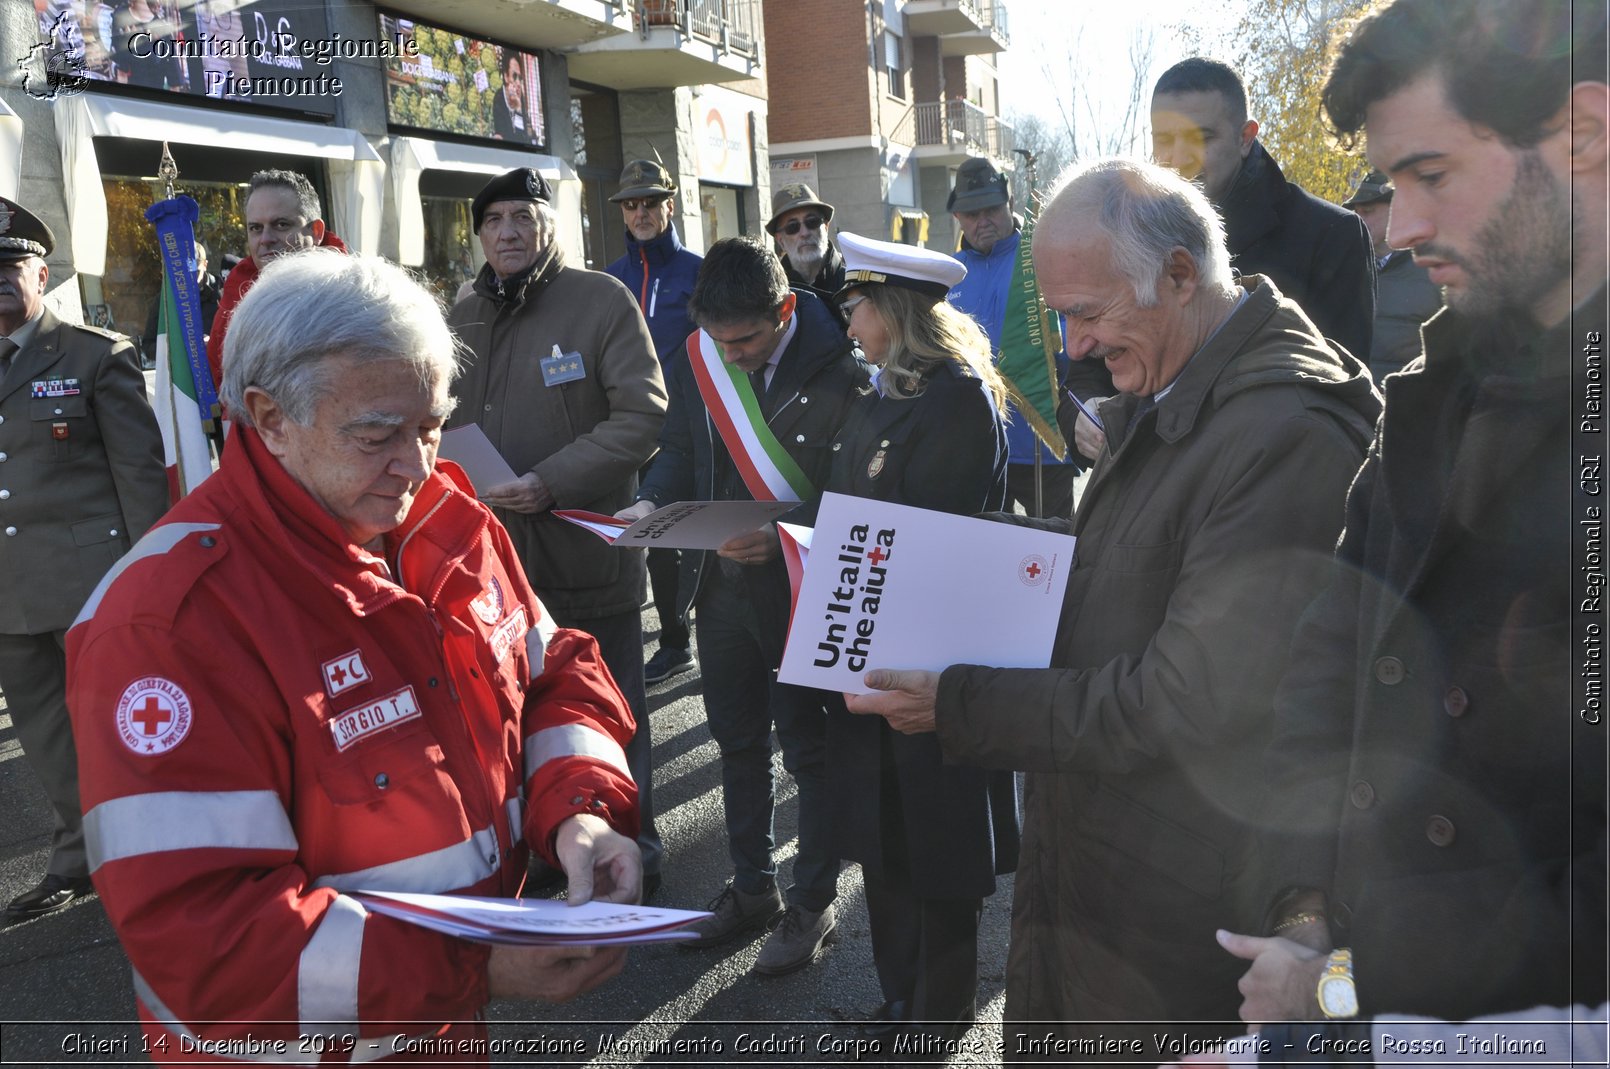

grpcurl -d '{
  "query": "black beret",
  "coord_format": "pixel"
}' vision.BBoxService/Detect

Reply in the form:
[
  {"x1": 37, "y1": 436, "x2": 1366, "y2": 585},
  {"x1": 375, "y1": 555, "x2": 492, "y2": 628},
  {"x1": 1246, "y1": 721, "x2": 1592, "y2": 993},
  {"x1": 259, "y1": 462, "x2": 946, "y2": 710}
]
[{"x1": 472, "y1": 168, "x2": 551, "y2": 233}]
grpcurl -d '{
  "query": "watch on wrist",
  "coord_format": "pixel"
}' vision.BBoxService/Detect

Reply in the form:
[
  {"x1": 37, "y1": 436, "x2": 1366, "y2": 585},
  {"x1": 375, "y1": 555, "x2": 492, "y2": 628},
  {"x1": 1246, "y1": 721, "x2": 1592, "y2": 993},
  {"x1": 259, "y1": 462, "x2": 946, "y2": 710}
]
[{"x1": 1316, "y1": 947, "x2": 1359, "y2": 1019}]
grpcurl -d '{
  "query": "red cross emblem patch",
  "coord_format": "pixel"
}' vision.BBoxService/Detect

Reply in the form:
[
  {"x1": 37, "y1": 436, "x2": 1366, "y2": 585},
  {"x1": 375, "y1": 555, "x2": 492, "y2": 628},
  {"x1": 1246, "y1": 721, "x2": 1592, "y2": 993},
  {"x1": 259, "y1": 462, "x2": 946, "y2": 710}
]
[
  {"x1": 115, "y1": 677, "x2": 193, "y2": 756},
  {"x1": 322, "y1": 650, "x2": 371, "y2": 697}
]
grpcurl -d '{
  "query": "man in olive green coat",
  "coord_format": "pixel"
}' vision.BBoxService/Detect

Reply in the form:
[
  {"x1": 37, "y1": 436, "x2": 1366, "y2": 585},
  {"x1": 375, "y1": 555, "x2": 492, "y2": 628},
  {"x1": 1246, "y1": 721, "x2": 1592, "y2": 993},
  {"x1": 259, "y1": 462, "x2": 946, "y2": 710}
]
[
  {"x1": 0, "y1": 196, "x2": 167, "y2": 922},
  {"x1": 845, "y1": 160, "x2": 1381, "y2": 1054}
]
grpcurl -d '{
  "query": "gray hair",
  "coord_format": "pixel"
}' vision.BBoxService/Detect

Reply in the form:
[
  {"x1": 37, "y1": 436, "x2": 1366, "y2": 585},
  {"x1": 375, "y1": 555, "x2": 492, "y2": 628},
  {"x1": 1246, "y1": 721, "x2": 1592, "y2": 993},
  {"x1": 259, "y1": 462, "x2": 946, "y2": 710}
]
[
  {"x1": 221, "y1": 252, "x2": 462, "y2": 426},
  {"x1": 247, "y1": 169, "x2": 322, "y2": 223},
  {"x1": 1040, "y1": 158, "x2": 1233, "y2": 307}
]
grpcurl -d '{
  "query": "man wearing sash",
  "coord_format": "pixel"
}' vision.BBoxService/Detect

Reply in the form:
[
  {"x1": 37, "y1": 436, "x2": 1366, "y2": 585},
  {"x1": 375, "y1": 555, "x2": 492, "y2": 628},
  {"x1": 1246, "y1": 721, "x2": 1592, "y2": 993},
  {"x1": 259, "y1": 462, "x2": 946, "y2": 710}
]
[{"x1": 618, "y1": 236, "x2": 866, "y2": 975}]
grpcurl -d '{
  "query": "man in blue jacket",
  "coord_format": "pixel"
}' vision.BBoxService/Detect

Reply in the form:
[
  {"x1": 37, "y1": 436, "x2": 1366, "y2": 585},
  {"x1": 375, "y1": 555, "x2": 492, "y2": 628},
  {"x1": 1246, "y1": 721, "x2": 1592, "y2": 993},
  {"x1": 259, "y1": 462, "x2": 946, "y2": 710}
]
[
  {"x1": 947, "y1": 158, "x2": 1098, "y2": 518},
  {"x1": 604, "y1": 160, "x2": 703, "y2": 685}
]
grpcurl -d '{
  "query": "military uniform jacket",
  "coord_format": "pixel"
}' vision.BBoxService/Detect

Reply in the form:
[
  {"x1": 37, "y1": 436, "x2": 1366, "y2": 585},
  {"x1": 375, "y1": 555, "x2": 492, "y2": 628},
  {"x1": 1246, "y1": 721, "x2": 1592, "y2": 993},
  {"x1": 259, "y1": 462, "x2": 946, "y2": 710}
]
[
  {"x1": 1262, "y1": 289, "x2": 1608, "y2": 1020},
  {"x1": 0, "y1": 308, "x2": 166, "y2": 634}
]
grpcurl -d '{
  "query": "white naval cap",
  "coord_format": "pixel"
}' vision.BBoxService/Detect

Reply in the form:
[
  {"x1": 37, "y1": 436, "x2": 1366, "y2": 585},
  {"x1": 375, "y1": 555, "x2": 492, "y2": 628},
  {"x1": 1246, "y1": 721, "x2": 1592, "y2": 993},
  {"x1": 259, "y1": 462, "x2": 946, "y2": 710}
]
[{"x1": 835, "y1": 231, "x2": 967, "y2": 302}]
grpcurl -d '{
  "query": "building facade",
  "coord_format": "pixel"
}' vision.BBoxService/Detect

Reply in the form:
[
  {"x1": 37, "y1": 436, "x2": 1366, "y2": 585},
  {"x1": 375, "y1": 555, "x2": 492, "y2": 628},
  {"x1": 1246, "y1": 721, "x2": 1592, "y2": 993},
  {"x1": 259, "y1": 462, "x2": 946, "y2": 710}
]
[
  {"x1": 763, "y1": 0, "x2": 1011, "y2": 252},
  {"x1": 0, "y1": 0, "x2": 768, "y2": 344}
]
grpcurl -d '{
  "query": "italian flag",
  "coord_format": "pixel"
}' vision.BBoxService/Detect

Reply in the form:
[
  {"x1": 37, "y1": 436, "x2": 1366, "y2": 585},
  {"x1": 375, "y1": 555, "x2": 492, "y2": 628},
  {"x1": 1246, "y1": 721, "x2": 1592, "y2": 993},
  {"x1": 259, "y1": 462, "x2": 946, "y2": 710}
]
[{"x1": 152, "y1": 279, "x2": 214, "y2": 502}]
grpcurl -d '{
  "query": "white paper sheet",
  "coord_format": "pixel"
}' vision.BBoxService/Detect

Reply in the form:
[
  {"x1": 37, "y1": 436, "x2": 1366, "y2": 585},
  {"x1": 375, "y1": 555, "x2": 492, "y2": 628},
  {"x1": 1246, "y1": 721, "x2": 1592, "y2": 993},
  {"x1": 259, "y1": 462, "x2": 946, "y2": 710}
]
[
  {"x1": 778, "y1": 493, "x2": 1075, "y2": 694},
  {"x1": 438, "y1": 425, "x2": 519, "y2": 494},
  {"x1": 352, "y1": 890, "x2": 710, "y2": 946},
  {"x1": 556, "y1": 500, "x2": 796, "y2": 550}
]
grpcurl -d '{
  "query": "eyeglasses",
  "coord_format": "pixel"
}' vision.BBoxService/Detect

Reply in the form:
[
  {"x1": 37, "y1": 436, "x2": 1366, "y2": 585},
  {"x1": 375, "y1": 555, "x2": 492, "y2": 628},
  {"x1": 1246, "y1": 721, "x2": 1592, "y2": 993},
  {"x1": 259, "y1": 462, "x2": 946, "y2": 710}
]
[
  {"x1": 839, "y1": 295, "x2": 868, "y2": 315},
  {"x1": 780, "y1": 215, "x2": 824, "y2": 236},
  {"x1": 619, "y1": 197, "x2": 668, "y2": 212}
]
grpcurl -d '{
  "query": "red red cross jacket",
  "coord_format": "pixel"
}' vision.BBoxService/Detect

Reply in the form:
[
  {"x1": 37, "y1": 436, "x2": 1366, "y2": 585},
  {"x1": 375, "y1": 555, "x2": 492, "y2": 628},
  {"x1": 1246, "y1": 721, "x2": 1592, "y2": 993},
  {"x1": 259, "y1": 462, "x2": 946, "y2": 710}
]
[{"x1": 66, "y1": 426, "x2": 639, "y2": 1064}]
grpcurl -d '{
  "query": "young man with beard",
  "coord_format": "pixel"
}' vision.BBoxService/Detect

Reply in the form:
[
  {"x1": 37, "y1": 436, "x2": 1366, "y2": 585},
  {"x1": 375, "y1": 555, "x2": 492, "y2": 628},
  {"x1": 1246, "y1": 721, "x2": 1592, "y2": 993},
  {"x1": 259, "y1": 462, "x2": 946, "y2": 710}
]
[{"x1": 1219, "y1": 0, "x2": 1607, "y2": 1043}]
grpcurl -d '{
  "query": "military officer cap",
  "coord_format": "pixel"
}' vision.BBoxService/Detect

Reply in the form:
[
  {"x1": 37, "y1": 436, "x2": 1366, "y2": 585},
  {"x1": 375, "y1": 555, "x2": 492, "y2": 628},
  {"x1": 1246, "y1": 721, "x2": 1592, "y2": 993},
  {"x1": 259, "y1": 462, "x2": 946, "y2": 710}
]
[
  {"x1": 766, "y1": 183, "x2": 835, "y2": 234},
  {"x1": 835, "y1": 231, "x2": 966, "y2": 302},
  {"x1": 471, "y1": 168, "x2": 552, "y2": 233},
  {"x1": 1343, "y1": 169, "x2": 1393, "y2": 208},
  {"x1": 0, "y1": 197, "x2": 55, "y2": 262},
  {"x1": 609, "y1": 159, "x2": 676, "y2": 202},
  {"x1": 947, "y1": 157, "x2": 1010, "y2": 213}
]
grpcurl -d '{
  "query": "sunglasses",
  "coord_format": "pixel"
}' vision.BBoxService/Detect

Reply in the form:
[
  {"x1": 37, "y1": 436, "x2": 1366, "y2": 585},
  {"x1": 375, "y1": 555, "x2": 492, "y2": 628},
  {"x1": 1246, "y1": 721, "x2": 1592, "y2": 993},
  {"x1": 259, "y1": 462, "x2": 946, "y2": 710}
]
[
  {"x1": 839, "y1": 295, "x2": 868, "y2": 315},
  {"x1": 619, "y1": 197, "x2": 668, "y2": 212},
  {"x1": 780, "y1": 215, "x2": 824, "y2": 236}
]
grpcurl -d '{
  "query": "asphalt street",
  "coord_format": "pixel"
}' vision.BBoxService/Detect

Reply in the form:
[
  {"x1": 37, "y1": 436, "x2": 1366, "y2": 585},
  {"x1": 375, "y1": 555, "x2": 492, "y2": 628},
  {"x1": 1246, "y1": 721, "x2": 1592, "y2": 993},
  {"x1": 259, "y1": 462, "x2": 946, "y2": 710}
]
[{"x1": 0, "y1": 603, "x2": 1018, "y2": 1068}]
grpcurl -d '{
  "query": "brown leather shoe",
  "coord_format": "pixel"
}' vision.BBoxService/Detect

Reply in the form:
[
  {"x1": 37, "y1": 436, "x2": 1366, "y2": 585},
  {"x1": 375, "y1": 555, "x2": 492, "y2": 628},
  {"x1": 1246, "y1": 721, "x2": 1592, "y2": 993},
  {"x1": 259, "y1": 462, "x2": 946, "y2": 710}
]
[{"x1": 5, "y1": 874, "x2": 96, "y2": 923}]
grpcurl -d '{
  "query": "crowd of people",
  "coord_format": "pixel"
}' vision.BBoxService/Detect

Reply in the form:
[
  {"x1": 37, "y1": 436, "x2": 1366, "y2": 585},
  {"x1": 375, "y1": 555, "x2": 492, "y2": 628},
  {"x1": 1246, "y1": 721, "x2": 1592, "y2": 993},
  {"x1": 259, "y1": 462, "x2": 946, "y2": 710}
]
[{"x1": 0, "y1": 0, "x2": 1603, "y2": 1064}]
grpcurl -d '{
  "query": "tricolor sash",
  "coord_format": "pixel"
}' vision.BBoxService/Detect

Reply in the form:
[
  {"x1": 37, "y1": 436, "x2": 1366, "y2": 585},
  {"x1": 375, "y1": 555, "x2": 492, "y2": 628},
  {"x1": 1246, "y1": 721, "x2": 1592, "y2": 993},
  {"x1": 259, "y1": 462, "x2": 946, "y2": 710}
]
[{"x1": 686, "y1": 329, "x2": 813, "y2": 615}]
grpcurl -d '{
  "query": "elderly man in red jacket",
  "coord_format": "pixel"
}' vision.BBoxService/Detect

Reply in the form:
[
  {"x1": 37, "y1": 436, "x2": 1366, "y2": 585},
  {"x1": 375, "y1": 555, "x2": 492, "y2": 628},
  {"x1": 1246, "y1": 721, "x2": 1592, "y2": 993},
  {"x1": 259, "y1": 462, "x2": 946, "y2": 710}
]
[{"x1": 68, "y1": 251, "x2": 641, "y2": 1064}]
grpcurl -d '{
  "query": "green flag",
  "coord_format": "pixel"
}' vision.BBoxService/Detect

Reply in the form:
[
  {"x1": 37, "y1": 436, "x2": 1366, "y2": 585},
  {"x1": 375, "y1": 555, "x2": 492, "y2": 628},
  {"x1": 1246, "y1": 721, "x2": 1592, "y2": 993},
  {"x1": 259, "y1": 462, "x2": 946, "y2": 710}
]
[{"x1": 996, "y1": 206, "x2": 1068, "y2": 461}]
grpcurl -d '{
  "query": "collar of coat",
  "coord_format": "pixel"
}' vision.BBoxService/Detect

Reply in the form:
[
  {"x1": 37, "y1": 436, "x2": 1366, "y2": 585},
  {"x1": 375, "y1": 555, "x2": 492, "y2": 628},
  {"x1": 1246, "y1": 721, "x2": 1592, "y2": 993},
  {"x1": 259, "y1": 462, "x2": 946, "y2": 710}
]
[
  {"x1": 1099, "y1": 276, "x2": 1381, "y2": 453},
  {"x1": 622, "y1": 221, "x2": 686, "y2": 265},
  {"x1": 1218, "y1": 140, "x2": 1289, "y2": 255},
  {"x1": 223, "y1": 422, "x2": 484, "y2": 617},
  {"x1": 474, "y1": 242, "x2": 564, "y2": 309}
]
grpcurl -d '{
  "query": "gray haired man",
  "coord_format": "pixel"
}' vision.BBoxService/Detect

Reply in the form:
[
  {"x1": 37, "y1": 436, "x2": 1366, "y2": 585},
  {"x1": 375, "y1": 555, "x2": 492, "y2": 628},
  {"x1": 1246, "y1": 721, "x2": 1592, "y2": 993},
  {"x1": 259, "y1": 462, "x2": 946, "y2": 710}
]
[{"x1": 846, "y1": 158, "x2": 1381, "y2": 1051}]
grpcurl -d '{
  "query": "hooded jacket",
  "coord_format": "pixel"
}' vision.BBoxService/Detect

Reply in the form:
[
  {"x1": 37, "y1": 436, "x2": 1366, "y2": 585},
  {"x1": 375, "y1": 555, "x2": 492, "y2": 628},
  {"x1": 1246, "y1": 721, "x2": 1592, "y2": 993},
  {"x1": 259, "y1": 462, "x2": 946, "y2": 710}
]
[
  {"x1": 205, "y1": 229, "x2": 349, "y2": 392},
  {"x1": 934, "y1": 278, "x2": 1381, "y2": 1036},
  {"x1": 66, "y1": 424, "x2": 638, "y2": 1062},
  {"x1": 604, "y1": 222, "x2": 703, "y2": 364},
  {"x1": 1220, "y1": 141, "x2": 1377, "y2": 362}
]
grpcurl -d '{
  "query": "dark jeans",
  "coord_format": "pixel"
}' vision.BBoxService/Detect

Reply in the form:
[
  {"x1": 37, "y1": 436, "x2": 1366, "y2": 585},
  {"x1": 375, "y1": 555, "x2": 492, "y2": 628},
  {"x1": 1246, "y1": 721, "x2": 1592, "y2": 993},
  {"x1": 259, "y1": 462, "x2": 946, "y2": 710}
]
[
  {"x1": 646, "y1": 547, "x2": 689, "y2": 651},
  {"x1": 695, "y1": 565, "x2": 837, "y2": 911},
  {"x1": 546, "y1": 606, "x2": 662, "y2": 877},
  {"x1": 0, "y1": 630, "x2": 83, "y2": 878}
]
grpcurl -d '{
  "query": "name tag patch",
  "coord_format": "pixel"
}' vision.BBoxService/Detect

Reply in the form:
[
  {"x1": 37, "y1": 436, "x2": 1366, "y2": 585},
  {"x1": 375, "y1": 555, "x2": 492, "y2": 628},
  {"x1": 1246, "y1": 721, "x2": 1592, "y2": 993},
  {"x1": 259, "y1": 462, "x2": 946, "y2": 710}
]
[
  {"x1": 490, "y1": 606, "x2": 528, "y2": 666},
  {"x1": 540, "y1": 350, "x2": 586, "y2": 387},
  {"x1": 330, "y1": 686, "x2": 420, "y2": 752}
]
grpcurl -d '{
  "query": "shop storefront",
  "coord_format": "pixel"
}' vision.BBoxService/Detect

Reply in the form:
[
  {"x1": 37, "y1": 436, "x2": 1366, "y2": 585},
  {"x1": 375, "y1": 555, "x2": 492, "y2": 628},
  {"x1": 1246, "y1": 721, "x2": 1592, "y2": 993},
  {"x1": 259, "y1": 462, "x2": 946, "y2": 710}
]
[
  {"x1": 53, "y1": 93, "x2": 382, "y2": 350},
  {"x1": 694, "y1": 85, "x2": 761, "y2": 249}
]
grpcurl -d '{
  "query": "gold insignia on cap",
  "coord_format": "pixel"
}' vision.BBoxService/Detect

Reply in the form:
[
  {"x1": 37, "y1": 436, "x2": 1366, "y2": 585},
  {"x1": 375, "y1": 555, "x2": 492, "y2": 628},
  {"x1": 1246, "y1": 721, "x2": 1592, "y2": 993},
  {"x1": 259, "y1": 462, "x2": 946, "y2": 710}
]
[{"x1": 845, "y1": 270, "x2": 889, "y2": 284}]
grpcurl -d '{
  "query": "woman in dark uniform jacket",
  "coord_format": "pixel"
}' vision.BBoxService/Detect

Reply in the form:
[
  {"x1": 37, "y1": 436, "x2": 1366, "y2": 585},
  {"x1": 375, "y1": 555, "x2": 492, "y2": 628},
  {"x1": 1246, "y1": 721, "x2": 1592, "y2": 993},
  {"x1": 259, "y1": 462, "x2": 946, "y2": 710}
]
[{"x1": 818, "y1": 232, "x2": 1019, "y2": 1039}]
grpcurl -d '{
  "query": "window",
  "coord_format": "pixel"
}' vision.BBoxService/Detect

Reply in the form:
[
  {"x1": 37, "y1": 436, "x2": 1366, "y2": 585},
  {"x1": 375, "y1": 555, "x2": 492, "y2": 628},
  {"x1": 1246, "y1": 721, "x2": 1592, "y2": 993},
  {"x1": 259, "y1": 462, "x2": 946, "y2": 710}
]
[{"x1": 885, "y1": 32, "x2": 905, "y2": 99}]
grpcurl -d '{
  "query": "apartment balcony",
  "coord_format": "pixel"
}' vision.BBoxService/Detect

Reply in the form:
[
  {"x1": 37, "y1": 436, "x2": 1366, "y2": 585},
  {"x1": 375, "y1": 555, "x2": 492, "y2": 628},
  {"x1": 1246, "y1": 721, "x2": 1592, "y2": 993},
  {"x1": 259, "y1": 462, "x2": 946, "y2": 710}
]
[
  {"x1": 567, "y1": 0, "x2": 762, "y2": 89},
  {"x1": 940, "y1": 1, "x2": 1009, "y2": 55},
  {"x1": 381, "y1": 0, "x2": 633, "y2": 50},
  {"x1": 897, "y1": 99, "x2": 1015, "y2": 166},
  {"x1": 903, "y1": 0, "x2": 1009, "y2": 54}
]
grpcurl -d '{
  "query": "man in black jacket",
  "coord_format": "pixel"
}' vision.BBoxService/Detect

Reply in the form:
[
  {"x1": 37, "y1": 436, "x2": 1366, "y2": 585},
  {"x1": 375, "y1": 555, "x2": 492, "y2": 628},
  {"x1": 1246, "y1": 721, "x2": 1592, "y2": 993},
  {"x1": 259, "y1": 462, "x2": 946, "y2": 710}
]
[
  {"x1": 617, "y1": 237, "x2": 867, "y2": 977},
  {"x1": 1217, "y1": 0, "x2": 1606, "y2": 1045},
  {"x1": 1152, "y1": 57, "x2": 1376, "y2": 361}
]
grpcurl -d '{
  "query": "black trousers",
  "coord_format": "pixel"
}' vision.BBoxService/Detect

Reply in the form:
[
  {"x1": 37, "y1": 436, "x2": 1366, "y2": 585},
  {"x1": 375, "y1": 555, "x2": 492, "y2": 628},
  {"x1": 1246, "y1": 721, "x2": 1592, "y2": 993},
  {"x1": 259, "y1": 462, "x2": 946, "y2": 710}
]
[
  {"x1": 861, "y1": 727, "x2": 981, "y2": 1023},
  {"x1": 0, "y1": 630, "x2": 84, "y2": 878}
]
